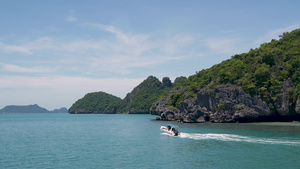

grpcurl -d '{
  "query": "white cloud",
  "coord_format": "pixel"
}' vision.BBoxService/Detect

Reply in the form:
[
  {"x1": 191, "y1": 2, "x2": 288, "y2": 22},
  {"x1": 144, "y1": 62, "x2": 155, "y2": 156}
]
[
  {"x1": 84, "y1": 23, "x2": 152, "y2": 54},
  {"x1": 0, "y1": 76, "x2": 142, "y2": 93},
  {"x1": 0, "y1": 42, "x2": 32, "y2": 54},
  {"x1": 67, "y1": 16, "x2": 78, "y2": 22},
  {"x1": 161, "y1": 34, "x2": 194, "y2": 55},
  {"x1": 24, "y1": 37, "x2": 105, "y2": 53},
  {"x1": 24, "y1": 37, "x2": 57, "y2": 51},
  {"x1": 0, "y1": 23, "x2": 196, "y2": 77},
  {"x1": 66, "y1": 10, "x2": 78, "y2": 22},
  {"x1": 0, "y1": 75, "x2": 144, "y2": 109},
  {"x1": 84, "y1": 23, "x2": 194, "y2": 55},
  {"x1": 255, "y1": 24, "x2": 300, "y2": 45},
  {"x1": 0, "y1": 62, "x2": 53, "y2": 73},
  {"x1": 205, "y1": 37, "x2": 242, "y2": 55}
]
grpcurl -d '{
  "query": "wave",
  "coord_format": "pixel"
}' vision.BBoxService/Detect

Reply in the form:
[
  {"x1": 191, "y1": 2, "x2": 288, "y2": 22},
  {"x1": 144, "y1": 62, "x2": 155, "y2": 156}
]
[{"x1": 177, "y1": 133, "x2": 300, "y2": 146}]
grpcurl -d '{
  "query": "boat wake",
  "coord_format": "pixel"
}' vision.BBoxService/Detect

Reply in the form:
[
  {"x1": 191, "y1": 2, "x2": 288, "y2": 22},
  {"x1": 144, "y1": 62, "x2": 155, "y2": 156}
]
[{"x1": 178, "y1": 133, "x2": 300, "y2": 146}]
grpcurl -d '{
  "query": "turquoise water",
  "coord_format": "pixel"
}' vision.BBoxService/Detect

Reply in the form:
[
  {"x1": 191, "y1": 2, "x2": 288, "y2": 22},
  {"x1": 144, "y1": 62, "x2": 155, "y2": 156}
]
[{"x1": 1, "y1": 113, "x2": 300, "y2": 169}]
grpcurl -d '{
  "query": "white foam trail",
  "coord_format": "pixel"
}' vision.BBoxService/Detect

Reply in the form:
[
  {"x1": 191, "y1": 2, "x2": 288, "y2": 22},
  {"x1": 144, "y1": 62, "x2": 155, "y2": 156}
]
[
  {"x1": 178, "y1": 133, "x2": 300, "y2": 146},
  {"x1": 161, "y1": 133, "x2": 174, "y2": 137}
]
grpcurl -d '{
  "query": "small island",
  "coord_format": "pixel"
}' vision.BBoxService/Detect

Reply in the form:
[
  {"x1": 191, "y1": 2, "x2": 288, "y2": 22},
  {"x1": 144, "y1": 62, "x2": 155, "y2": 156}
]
[
  {"x1": 0, "y1": 104, "x2": 68, "y2": 114},
  {"x1": 68, "y1": 76, "x2": 180, "y2": 114}
]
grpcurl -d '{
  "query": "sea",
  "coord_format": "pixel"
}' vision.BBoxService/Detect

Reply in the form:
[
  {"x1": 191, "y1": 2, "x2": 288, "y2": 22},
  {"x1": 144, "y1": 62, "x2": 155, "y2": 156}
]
[{"x1": 1, "y1": 113, "x2": 300, "y2": 169}]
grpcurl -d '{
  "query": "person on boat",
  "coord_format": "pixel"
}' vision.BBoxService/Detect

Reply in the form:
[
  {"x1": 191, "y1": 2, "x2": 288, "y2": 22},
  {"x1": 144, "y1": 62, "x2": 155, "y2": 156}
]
[
  {"x1": 174, "y1": 129, "x2": 179, "y2": 136},
  {"x1": 167, "y1": 125, "x2": 171, "y2": 131},
  {"x1": 171, "y1": 127, "x2": 179, "y2": 136}
]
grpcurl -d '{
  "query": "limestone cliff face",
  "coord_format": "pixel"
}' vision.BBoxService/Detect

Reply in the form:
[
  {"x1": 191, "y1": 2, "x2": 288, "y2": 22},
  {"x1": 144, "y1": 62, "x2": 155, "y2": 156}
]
[
  {"x1": 153, "y1": 85, "x2": 279, "y2": 123},
  {"x1": 296, "y1": 99, "x2": 300, "y2": 114},
  {"x1": 196, "y1": 85, "x2": 271, "y2": 122},
  {"x1": 274, "y1": 78, "x2": 299, "y2": 116},
  {"x1": 150, "y1": 86, "x2": 184, "y2": 118}
]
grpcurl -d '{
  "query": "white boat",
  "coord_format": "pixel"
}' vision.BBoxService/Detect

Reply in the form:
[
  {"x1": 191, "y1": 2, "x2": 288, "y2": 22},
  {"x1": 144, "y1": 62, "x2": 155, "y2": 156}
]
[{"x1": 160, "y1": 124, "x2": 179, "y2": 136}]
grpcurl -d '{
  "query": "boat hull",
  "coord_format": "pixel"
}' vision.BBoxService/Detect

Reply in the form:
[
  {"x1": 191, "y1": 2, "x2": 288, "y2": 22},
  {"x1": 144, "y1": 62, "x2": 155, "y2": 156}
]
[{"x1": 160, "y1": 126, "x2": 179, "y2": 136}]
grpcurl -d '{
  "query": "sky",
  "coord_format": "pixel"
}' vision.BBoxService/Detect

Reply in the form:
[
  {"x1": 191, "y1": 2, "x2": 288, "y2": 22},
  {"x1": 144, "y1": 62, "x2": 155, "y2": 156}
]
[{"x1": 1, "y1": 0, "x2": 300, "y2": 110}]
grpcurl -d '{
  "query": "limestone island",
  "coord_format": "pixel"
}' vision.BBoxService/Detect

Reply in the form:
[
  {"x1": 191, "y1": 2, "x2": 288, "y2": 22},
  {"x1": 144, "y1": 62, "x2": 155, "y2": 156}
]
[{"x1": 69, "y1": 29, "x2": 300, "y2": 123}]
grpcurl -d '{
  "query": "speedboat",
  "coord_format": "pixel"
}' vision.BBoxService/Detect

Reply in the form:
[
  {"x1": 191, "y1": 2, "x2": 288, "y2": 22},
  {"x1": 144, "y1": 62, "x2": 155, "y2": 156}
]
[{"x1": 160, "y1": 124, "x2": 179, "y2": 136}]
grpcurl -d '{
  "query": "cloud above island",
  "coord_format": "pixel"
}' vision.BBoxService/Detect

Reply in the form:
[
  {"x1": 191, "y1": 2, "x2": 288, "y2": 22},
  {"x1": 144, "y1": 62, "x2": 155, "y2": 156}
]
[
  {"x1": 0, "y1": 75, "x2": 144, "y2": 109},
  {"x1": 1, "y1": 0, "x2": 299, "y2": 110},
  {"x1": 0, "y1": 22, "x2": 197, "y2": 77},
  {"x1": 255, "y1": 24, "x2": 300, "y2": 45}
]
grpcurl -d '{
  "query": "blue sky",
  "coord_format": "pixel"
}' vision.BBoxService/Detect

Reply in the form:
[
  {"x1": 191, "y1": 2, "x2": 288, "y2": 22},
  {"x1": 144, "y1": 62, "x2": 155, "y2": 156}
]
[{"x1": 1, "y1": 0, "x2": 300, "y2": 110}]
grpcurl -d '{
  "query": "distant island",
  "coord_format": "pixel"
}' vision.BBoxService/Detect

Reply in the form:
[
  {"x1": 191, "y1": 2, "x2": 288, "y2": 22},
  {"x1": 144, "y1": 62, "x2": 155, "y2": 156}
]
[
  {"x1": 68, "y1": 76, "x2": 184, "y2": 114},
  {"x1": 69, "y1": 29, "x2": 300, "y2": 123},
  {"x1": 0, "y1": 104, "x2": 68, "y2": 113}
]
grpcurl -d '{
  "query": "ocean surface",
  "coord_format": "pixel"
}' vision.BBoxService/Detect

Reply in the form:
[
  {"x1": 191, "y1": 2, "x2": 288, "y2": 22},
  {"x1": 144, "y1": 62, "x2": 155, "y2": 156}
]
[{"x1": 1, "y1": 113, "x2": 300, "y2": 169}]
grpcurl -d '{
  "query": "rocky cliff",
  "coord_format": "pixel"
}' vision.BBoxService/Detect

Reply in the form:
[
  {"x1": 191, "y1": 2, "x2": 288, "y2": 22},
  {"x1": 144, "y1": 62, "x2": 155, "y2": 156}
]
[
  {"x1": 151, "y1": 29, "x2": 300, "y2": 122},
  {"x1": 152, "y1": 84, "x2": 300, "y2": 122}
]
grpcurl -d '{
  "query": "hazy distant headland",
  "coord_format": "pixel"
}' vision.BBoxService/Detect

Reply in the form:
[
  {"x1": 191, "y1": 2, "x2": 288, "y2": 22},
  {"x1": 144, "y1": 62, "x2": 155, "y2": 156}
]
[{"x1": 0, "y1": 104, "x2": 68, "y2": 113}]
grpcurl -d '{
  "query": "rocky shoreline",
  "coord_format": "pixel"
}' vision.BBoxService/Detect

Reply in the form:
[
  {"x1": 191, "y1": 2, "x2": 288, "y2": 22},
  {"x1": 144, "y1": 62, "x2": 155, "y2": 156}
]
[{"x1": 151, "y1": 83, "x2": 300, "y2": 123}]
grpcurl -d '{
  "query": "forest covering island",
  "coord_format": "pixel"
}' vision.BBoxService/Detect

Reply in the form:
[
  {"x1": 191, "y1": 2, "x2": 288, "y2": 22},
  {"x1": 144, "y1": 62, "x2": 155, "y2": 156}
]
[{"x1": 69, "y1": 29, "x2": 300, "y2": 123}]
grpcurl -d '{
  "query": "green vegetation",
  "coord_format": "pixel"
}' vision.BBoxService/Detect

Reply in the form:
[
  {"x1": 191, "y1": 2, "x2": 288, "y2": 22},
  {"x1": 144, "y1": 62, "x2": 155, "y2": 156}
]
[
  {"x1": 173, "y1": 76, "x2": 188, "y2": 86},
  {"x1": 68, "y1": 76, "x2": 174, "y2": 114},
  {"x1": 167, "y1": 29, "x2": 300, "y2": 111},
  {"x1": 68, "y1": 92, "x2": 122, "y2": 113},
  {"x1": 119, "y1": 76, "x2": 173, "y2": 113},
  {"x1": 69, "y1": 29, "x2": 300, "y2": 115}
]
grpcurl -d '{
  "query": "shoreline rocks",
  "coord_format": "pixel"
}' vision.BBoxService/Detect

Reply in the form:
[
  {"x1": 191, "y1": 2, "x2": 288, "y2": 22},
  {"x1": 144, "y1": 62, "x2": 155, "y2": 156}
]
[{"x1": 152, "y1": 84, "x2": 300, "y2": 123}]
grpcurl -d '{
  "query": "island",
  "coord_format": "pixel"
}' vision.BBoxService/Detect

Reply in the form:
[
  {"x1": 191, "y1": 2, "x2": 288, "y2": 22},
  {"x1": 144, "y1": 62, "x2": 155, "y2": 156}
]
[
  {"x1": 69, "y1": 29, "x2": 300, "y2": 123},
  {"x1": 0, "y1": 104, "x2": 68, "y2": 113}
]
